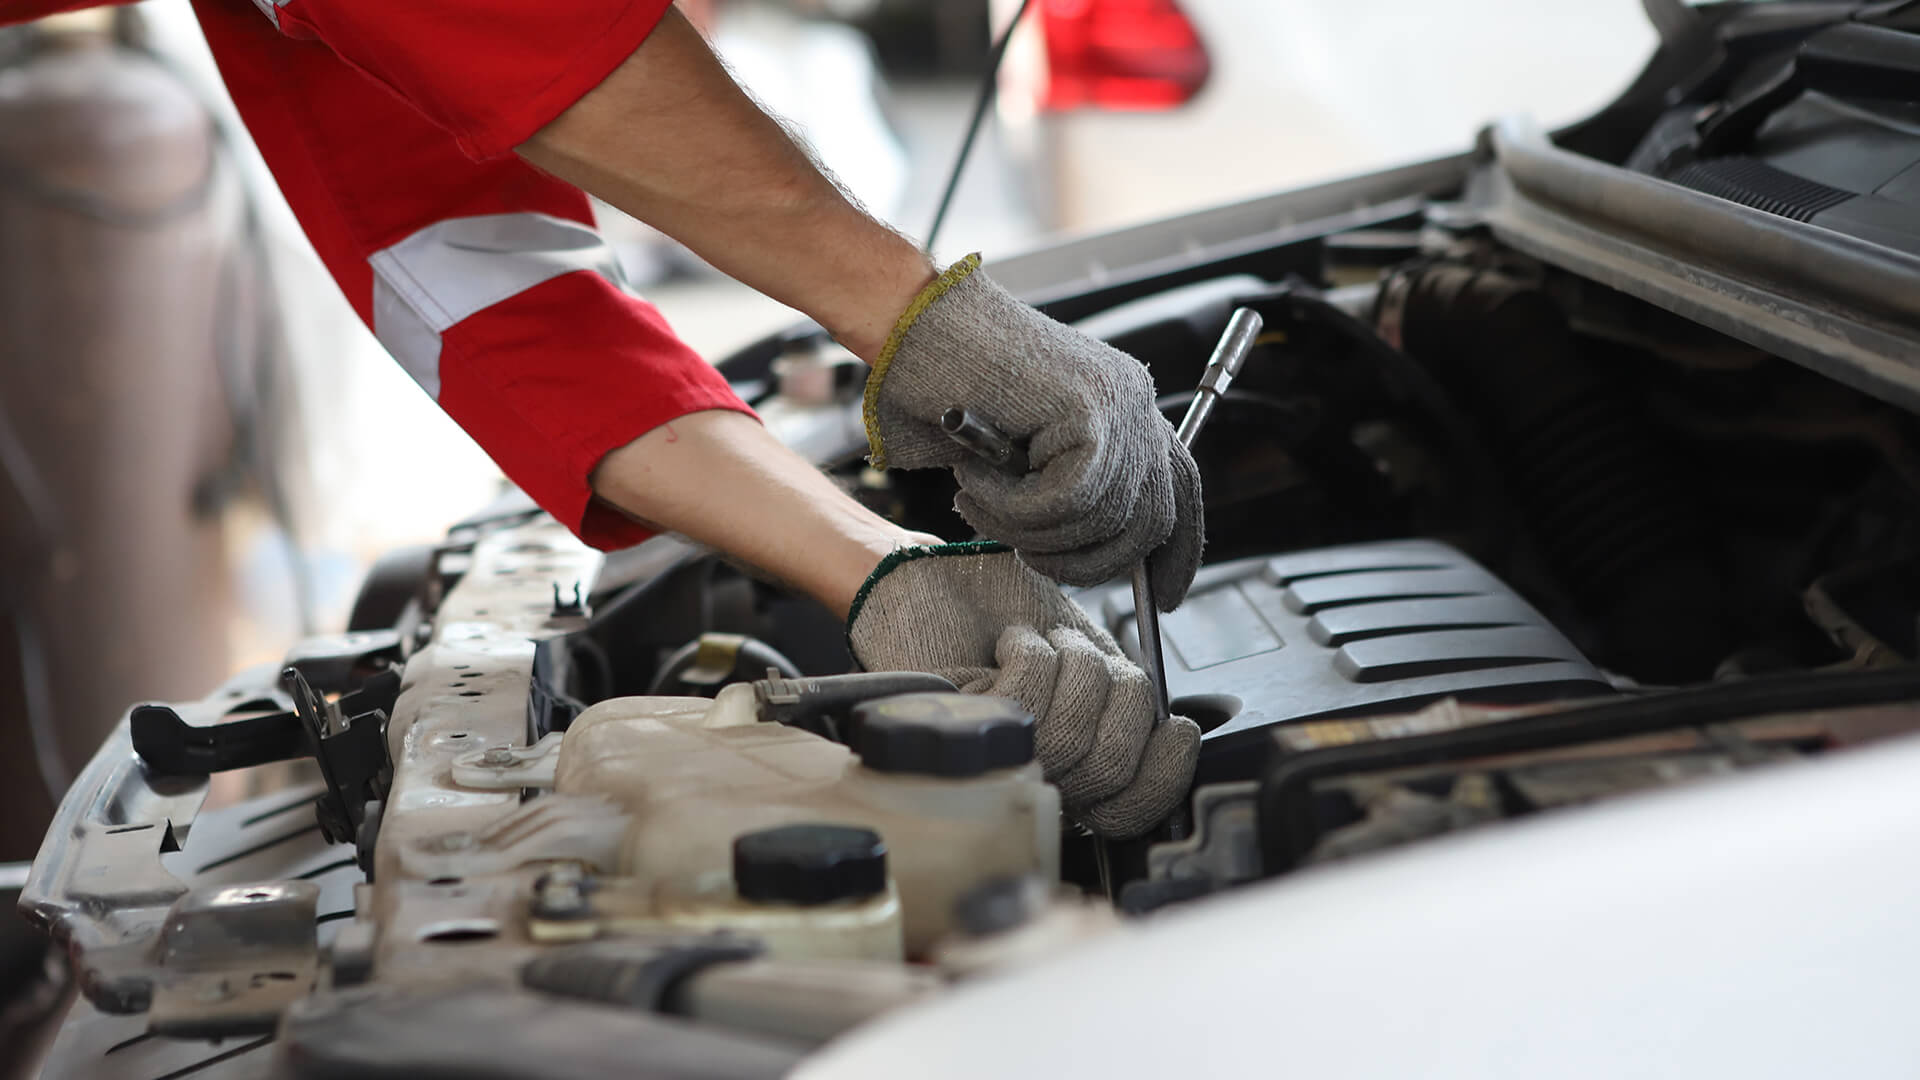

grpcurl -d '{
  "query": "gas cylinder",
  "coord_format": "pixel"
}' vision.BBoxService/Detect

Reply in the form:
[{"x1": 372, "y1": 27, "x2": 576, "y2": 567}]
[{"x1": 0, "y1": 14, "x2": 248, "y2": 857}]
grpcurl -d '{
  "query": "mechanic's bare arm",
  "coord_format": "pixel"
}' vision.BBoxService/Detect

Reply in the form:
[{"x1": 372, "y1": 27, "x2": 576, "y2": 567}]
[
  {"x1": 518, "y1": 6, "x2": 933, "y2": 362},
  {"x1": 530, "y1": 10, "x2": 1198, "y2": 826},
  {"x1": 521, "y1": 9, "x2": 943, "y2": 612},
  {"x1": 527, "y1": 5, "x2": 1201, "y2": 621},
  {"x1": 590, "y1": 409, "x2": 936, "y2": 618}
]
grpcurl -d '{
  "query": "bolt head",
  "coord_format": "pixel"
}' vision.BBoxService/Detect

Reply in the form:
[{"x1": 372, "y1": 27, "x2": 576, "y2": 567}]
[{"x1": 530, "y1": 864, "x2": 595, "y2": 919}]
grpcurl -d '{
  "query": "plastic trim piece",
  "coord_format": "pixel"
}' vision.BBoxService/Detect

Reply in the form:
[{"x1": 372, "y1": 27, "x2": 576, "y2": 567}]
[
  {"x1": 1480, "y1": 115, "x2": 1920, "y2": 413},
  {"x1": 1260, "y1": 663, "x2": 1920, "y2": 873},
  {"x1": 1080, "y1": 539, "x2": 1611, "y2": 780}
]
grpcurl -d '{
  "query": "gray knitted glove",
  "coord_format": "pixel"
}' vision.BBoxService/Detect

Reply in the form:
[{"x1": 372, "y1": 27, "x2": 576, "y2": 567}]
[
  {"x1": 863, "y1": 255, "x2": 1203, "y2": 610},
  {"x1": 848, "y1": 542, "x2": 1201, "y2": 838}
]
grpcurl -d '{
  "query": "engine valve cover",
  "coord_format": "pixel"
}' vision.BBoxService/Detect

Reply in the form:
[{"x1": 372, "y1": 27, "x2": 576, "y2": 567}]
[{"x1": 1082, "y1": 539, "x2": 1611, "y2": 778}]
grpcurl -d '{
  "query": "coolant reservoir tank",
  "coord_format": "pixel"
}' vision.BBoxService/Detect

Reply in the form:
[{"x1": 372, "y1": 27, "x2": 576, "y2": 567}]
[{"x1": 552, "y1": 691, "x2": 1060, "y2": 956}]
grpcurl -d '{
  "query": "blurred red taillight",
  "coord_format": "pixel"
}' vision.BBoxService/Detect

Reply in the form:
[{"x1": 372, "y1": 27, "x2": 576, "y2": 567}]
[{"x1": 1037, "y1": 0, "x2": 1210, "y2": 111}]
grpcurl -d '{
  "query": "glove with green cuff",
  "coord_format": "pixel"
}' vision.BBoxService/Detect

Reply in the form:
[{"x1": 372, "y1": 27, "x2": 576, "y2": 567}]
[
  {"x1": 863, "y1": 255, "x2": 1204, "y2": 610},
  {"x1": 849, "y1": 542, "x2": 1201, "y2": 838}
]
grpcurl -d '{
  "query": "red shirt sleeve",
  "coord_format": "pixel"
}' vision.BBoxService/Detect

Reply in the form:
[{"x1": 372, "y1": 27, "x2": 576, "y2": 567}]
[
  {"x1": 268, "y1": 0, "x2": 675, "y2": 160},
  {"x1": 0, "y1": 0, "x2": 135, "y2": 23},
  {"x1": 193, "y1": 0, "x2": 754, "y2": 550}
]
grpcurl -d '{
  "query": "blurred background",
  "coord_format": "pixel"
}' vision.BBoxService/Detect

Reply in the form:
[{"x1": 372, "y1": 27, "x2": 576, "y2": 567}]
[{"x1": 0, "y1": 0, "x2": 1654, "y2": 1057}]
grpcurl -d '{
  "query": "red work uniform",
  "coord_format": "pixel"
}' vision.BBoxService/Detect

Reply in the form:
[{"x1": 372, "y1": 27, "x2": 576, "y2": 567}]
[{"x1": 4, "y1": 0, "x2": 752, "y2": 549}]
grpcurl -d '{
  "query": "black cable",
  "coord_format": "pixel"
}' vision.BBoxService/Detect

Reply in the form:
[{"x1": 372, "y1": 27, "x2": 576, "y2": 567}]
[
  {"x1": 925, "y1": 0, "x2": 1033, "y2": 252},
  {"x1": 148, "y1": 1034, "x2": 274, "y2": 1080}
]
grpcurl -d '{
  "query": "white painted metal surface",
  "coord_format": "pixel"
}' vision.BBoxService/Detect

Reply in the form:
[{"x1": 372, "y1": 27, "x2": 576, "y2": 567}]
[{"x1": 803, "y1": 732, "x2": 1920, "y2": 1079}]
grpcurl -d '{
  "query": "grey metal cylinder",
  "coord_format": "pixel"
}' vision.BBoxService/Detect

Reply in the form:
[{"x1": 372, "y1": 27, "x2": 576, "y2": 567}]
[{"x1": 0, "y1": 26, "x2": 247, "y2": 857}]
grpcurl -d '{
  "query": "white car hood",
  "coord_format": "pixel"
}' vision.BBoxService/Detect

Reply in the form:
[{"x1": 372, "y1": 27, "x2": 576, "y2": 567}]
[{"x1": 802, "y1": 728, "x2": 1920, "y2": 1079}]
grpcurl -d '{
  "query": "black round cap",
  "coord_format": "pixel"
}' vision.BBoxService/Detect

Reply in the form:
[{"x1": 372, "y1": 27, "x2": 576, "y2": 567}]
[
  {"x1": 852, "y1": 693, "x2": 1034, "y2": 777},
  {"x1": 732, "y1": 823, "x2": 887, "y2": 906}
]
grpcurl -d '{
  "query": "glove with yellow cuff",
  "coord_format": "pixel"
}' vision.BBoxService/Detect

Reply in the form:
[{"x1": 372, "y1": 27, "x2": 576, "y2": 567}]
[{"x1": 863, "y1": 255, "x2": 1204, "y2": 610}]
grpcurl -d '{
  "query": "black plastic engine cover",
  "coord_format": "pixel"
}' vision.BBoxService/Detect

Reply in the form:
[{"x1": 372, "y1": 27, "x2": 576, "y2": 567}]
[{"x1": 1080, "y1": 539, "x2": 1612, "y2": 781}]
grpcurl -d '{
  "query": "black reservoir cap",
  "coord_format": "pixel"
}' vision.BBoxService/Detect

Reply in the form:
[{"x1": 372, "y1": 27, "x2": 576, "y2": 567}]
[
  {"x1": 852, "y1": 692, "x2": 1034, "y2": 777},
  {"x1": 732, "y1": 823, "x2": 888, "y2": 906}
]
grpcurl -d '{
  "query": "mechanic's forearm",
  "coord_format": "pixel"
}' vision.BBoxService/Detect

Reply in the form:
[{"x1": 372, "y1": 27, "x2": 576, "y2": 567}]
[
  {"x1": 518, "y1": 8, "x2": 934, "y2": 361},
  {"x1": 591, "y1": 410, "x2": 934, "y2": 617}
]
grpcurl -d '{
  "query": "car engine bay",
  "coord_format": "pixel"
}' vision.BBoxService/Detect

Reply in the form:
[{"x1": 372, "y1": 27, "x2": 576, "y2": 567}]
[{"x1": 22, "y1": 4, "x2": 1920, "y2": 1075}]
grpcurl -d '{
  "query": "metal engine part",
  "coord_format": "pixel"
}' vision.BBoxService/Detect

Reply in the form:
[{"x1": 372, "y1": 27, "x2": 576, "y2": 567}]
[
  {"x1": 25, "y1": 501, "x2": 1920, "y2": 1076},
  {"x1": 20, "y1": 511, "x2": 1085, "y2": 1074}
]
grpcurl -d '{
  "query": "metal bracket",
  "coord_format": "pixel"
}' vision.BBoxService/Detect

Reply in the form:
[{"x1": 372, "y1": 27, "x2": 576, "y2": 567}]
[
  {"x1": 451, "y1": 732, "x2": 565, "y2": 791},
  {"x1": 148, "y1": 881, "x2": 321, "y2": 1038},
  {"x1": 20, "y1": 667, "x2": 279, "y2": 1013},
  {"x1": 283, "y1": 629, "x2": 403, "y2": 694},
  {"x1": 285, "y1": 667, "x2": 396, "y2": 844},
  {"x1": 130, "y1": 666, "x2": 399, "y2": 846}
]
